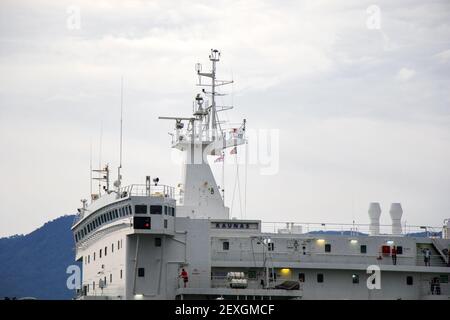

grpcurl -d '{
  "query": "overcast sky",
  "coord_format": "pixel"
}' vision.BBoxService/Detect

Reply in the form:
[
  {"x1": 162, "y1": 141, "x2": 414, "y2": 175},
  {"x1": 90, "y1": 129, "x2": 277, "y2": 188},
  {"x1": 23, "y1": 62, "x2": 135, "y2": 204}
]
[{"x1": 1, "y1": 0, "x2": 450, "y2": 237}]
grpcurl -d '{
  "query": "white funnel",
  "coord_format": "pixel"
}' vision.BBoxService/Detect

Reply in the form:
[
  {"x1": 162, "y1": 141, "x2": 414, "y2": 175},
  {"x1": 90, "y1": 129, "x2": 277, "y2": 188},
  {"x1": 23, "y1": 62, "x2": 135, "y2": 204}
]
[
  {"x1": 368, "y1": 202, "x2": 381, "y2": 236},
  {"x1": 389, "y1": 203, "x2": 403, "y2": 235}
]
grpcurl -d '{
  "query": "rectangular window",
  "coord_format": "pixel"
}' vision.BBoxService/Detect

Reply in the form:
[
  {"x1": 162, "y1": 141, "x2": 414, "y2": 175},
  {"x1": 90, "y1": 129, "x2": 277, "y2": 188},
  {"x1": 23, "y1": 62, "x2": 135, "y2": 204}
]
[
  {"x1": 299, "y1": 273, "x2": 305, "y2": 282},
  {"x1": 352, "y1": 274, "x2": 359, "y2": 284},
  {"x1": 268, "y1": 242, "x2": 274, "y2": 251},
  {"x1": 406, "y1": 276, "x2": 413, "y2": 285},
  {"x1": 223, "y1": 241, "x2": 230, "y2": 250},
  {"x1": 92, "y1": 282, "x2": 95, "y2": 290},
  {"x1": 155, "y1": 238, "x2": 162, "y2": 247},
  {"x1": 135, "y1": 205, "x2": 147, "y2": 214},
  {"x1": 150, "y1": 205, "x2": 163, "y2": 215},
  {"x1": 114, "y1": 209, "x2": 118, "y2": 218},
  {"x1": 99, "y1": 249, "x2": 102, "y2": 258},
  {"x1": 88, "y1": 255, "x2": 90, "y2": 264},
  {"x1": 133, "y1": 216, "x2": 151, "y2": 229},
  {"x1": 164, "y1": 219, "x2": 168, "y2": 228},
  {"x1": 110, "y1": 274, "x2": 112, "y2": 283},
  {"x1": 397, "y1": 246, "x2": 403, "y2": 255},
  {"x1": 172, "y1": 207, "x2": 175, "y2": 216},
  {"x1": 164, "y1": 206, "x2": 168, "y2": 215},
  {"x1": 120, "y1": 269, "x2": 123, "y2": 279},
  {"x1": 104, "y1": 246, "x2": 107, "y2": 256},
  {"x1": 138, "y1": 268, "x2": 145, "y2": 277},
  {"x1": 112, "y1": 243, "x2": 114, "y2": 253},
  {"x1": 317, "y1": 273, "x2": 324, "y2": 283},
  {"x1": 118, "y1": 240, "x2": 120, "y2": 250},
  {"x1": 325, "y1": 244, "x2": 331, "y2": 252},
  {"x1": 360, "y1": 245, "x2": 367, "y2": 254},
  {"x1": 93, "y1": 252, "x2": 96, "y2": 261}
]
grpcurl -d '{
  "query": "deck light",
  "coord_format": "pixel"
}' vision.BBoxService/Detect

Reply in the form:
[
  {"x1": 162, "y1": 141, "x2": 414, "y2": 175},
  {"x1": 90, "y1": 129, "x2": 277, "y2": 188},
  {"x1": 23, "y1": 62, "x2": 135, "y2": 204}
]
[
  {"x1": 317, "y1": 239, "x2": 325, "y2": 244},
  {"x1": 350, "y1": 239, "x2": 358, "y2": 244},
  {"x1": 134, "y1": 294, "x2": 143, "y2": 299}
]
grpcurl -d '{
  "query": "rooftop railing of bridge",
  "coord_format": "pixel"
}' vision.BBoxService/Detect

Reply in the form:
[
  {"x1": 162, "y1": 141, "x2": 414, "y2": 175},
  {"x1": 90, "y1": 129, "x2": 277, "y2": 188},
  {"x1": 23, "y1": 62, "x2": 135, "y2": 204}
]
[{"x1": 260, "y1": 221, "x2": 445, "y2": 238}]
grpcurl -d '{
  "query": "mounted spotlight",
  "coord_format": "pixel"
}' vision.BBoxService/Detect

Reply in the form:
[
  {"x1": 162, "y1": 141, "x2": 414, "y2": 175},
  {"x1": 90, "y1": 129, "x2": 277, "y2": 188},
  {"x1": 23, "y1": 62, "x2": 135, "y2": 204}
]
[{"x1": 153, "y1": 177, "x2": 159, "y2": 186}]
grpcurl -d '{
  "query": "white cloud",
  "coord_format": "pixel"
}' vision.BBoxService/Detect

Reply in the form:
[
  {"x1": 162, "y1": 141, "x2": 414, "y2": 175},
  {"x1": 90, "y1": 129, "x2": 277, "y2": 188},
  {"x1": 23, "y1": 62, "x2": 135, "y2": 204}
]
[
  {"x1": 396, "y1": 67, "x2": 416, "y2": 81},
  {"x1": 1, "y1": 0, "x2": 450, "y2": 236}
]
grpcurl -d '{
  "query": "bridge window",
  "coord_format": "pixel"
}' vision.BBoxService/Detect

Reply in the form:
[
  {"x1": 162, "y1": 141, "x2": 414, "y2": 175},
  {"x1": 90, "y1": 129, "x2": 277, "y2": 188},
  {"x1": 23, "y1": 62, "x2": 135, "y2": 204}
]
[
  {"x1": 138, "y1": 268, "x2": 145, "y2": 277},
  {"x1": 360, "y1": 245, "x2": 367, "y2": 254},
  {"x1": 164, "y1": 219, "x2": 168, "y2": 228},
  {"x1": 150, "y1": 205, "x2": 162, "y2": 215},
  {"x1": 268, "y1": 242, "x2": 275, "y2": 251},
  {"x1": 406, "y1": 276, "x2": 413, "y2": 285},
  {"x1": 317, "y1": 273, "x2": 324, "y2": 283},
  {"x1": 222, "y1": 241, "x2": 230, "y2": 250},
  {"x1": 352, "y1": 274, "x2": 359, "y2": 284},
  {"x1": 164, "y1": 206, "x2": 168, "y2": 215},
  {"x1": 325, "y1": 244, "x2": 331, "y2": 252},
  {"x1": 135, "y1": 205, "x2": 148, "y2": 214}
]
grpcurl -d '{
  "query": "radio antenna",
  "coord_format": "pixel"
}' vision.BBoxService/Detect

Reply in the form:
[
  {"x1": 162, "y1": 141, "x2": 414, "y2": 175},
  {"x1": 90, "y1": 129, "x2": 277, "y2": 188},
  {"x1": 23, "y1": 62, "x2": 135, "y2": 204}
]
[{"x1": 117, "y1": 76, "x2": 124, "y2": 189}]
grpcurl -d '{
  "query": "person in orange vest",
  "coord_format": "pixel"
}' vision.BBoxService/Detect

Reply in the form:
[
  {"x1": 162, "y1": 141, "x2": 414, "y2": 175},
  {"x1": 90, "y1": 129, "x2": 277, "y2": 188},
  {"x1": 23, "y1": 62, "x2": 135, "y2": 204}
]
[
  {"x1": 180, "y1": 268, "x2": 189, "y2": 288},
  {"x1": 391, "y1": 246, "x2": 397, "y2": 265}
]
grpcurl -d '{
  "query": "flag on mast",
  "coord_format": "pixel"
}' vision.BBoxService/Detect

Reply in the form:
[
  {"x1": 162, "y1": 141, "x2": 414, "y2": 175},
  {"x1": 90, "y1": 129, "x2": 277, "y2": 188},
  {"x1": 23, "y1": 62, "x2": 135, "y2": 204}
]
[
  {"x1": 215, "y1": 153, "x2": 224, "y2": 162},
  {"x1": 230, "y1": 146, "x2": 237, "y2": 155}
]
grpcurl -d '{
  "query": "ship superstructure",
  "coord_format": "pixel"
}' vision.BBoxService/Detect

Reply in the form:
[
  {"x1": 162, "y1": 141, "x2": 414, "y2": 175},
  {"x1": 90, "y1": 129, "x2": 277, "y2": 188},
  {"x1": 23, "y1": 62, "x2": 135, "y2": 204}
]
[{"x1": 72, "y1": 50, "x2": 450, "y2": 300}]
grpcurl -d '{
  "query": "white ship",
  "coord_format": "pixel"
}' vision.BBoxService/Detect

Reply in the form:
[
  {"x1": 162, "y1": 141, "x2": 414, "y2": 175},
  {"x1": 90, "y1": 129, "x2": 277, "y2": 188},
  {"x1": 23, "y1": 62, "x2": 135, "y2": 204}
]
[{"x1": 72, "y1": 50, "x2": 450, "y2": 300}]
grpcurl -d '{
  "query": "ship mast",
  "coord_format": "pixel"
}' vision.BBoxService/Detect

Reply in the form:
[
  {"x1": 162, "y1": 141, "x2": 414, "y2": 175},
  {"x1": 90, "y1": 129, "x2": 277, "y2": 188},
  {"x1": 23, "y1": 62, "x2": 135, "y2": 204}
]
[{"x1": 159, "y1": 49, "x2": 246, "y2": 219}]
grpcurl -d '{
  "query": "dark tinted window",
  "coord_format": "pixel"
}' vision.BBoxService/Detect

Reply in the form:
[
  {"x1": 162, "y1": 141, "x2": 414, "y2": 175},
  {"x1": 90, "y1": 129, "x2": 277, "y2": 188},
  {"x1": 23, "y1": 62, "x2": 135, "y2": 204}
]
[
  {"x1": 164, "y1": 206, "x2": 168, "y2": 215},
  {"x1": 407, "y1": 276, "x2": 413, "y2": 285},
  {"x1": 317, "y1": 274, "x2": 324, "y2": 283},
  {"x1": 150, "y1": 205, "x2": 163, "y2": 214},
  {"x1": 164, "y1": 219, "x2": 168, "y2": 228},
  {"x1": 155, "y1": 238, "x2": 162, "y2": 247},
  {"x1": 135, "y1": 205, "x2": 148, "y2": 214},
  {"x1": 299, "y1": 273, "x2": 305, "y2": 282},
  {"x1": 352, "y1": 274, "x2": 359, "y2": 284},
  {"x1": 325, "y1": 244, "x2": 331, "y2": 252},
  {"x1": 223, "y1": 241, "x2": 230, "y2": 250},
  {"x1": 138, "y1": 268, "x2": 145, "y2": 277},
  {"x1": 133, "y1": 216, "x2": 151, "y2": 229},
  {"x1": 360, "y1": 245, "x2": 367, "y2": 254},
  {"x1": 397, "y1": 246, "x2": 403, "y2": 254}
]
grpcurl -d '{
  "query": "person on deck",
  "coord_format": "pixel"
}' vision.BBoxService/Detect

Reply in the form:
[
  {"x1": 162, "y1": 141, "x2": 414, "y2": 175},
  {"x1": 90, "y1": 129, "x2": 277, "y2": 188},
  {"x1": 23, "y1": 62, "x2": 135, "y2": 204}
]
[
  {"x1": 391, "y1": 246, "x2": 397, "y2": 265},
  {"x1": 180, "y1": 268, "x2": 189, "y2": 288}
]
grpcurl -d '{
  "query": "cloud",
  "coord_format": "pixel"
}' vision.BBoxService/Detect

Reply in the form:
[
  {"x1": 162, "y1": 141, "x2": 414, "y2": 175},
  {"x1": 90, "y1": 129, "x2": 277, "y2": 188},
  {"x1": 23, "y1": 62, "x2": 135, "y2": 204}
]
[
  {"x1": 396, "y1": 67, "x2": 416, "y2": 81},
  {"x1": 1, "y1": 0, "x2": 450, "y2": 236}
]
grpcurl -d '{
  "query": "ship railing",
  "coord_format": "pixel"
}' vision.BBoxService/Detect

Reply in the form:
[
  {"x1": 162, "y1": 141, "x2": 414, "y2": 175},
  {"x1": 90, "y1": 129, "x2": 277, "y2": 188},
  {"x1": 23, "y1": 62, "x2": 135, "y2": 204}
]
[
  {"x1": 420, "y1": 279, "x2": 450, "y2": 297},
  {"x1": 209, "y1": 276, "x2": 302, "y2": 290},
  {"x1": 119, "y1": 184, "x2": 175, "y2": 199},
  {"x1": 260, "y1": 222, "x2": 445, "y2": 238}
]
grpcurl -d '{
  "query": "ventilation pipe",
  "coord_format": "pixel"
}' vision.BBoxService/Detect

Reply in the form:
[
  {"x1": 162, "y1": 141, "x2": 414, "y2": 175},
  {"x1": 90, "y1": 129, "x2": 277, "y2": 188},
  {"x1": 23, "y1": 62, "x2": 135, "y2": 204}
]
[
  {"x1": 389, "y1": 203, "x2": 403, "y2": 235},
  {"x1": 368, "y1": 202, "x2": 381, "y2": 236}
]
